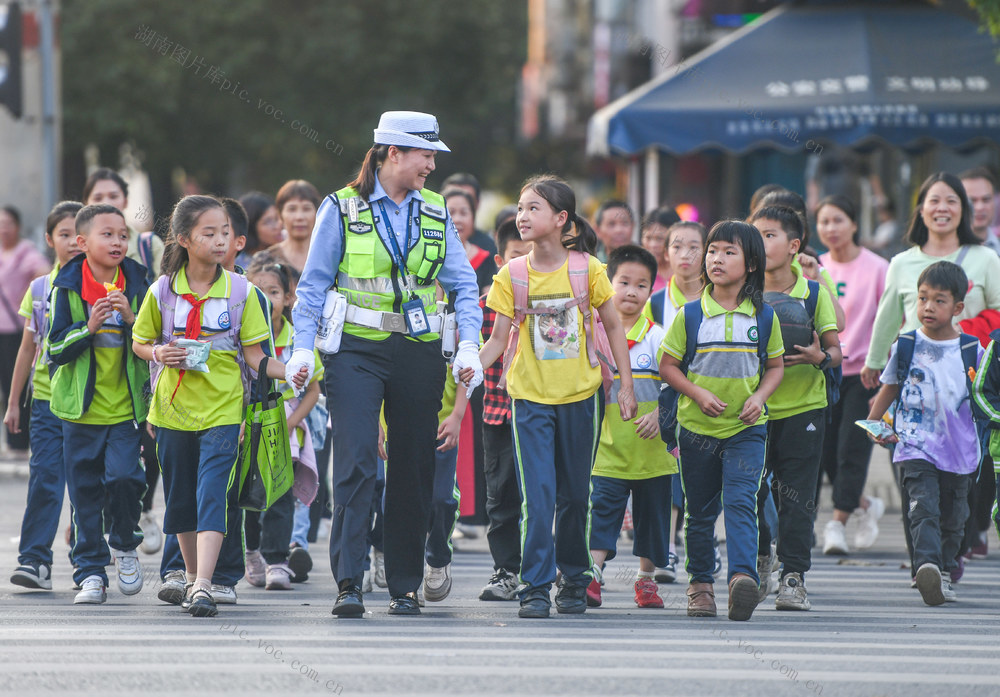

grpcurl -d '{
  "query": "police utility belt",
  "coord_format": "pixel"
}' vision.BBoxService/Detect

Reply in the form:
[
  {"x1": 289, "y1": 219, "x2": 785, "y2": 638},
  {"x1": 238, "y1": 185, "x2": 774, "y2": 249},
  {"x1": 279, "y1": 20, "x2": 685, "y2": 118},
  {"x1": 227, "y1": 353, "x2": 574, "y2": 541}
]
[{"x1": 315, "y1": 289, "x2": 457, "y2": 358}]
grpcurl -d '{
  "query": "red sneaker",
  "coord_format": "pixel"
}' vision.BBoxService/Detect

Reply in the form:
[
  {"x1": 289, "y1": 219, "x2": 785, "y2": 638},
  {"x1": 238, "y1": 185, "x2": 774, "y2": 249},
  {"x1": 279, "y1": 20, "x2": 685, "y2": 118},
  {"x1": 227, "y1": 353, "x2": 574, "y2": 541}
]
[
  {"x1": 634, "y1": 577, "x2": 664, "y2": 608},
  {"x1": 586, "y1": 576, "x2": 602, "y2": 607}
]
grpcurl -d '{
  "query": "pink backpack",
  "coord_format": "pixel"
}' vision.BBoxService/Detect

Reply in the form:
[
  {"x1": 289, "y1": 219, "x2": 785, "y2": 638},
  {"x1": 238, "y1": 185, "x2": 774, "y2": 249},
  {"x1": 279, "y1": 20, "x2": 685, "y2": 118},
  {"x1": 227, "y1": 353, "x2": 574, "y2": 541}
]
[{"x1": 499, "y1": 250, "x2": 616, "y2": 400}]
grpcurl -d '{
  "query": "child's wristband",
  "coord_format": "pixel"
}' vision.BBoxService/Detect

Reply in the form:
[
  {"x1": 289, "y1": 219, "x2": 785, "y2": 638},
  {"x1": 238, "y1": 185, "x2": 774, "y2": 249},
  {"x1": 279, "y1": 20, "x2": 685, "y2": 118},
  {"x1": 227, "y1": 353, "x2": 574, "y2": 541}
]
[{"x1": 152, "y1": 344, "x2": 162, "y2": 365}]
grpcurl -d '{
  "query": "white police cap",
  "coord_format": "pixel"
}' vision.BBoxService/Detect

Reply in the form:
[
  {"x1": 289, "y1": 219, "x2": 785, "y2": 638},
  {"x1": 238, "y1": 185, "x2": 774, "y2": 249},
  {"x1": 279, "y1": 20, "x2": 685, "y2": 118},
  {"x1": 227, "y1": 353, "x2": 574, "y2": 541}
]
[{"x1": 373, "y1": 111, "x2": 450, "y2": 152}]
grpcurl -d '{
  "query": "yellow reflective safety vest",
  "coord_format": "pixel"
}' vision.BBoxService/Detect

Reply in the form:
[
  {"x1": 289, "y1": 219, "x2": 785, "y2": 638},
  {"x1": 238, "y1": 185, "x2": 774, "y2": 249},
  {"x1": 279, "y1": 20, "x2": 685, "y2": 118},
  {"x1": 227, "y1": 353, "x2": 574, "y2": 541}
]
[{"x1": 334, "y1": 185, "x2": 448, "y2": 341}]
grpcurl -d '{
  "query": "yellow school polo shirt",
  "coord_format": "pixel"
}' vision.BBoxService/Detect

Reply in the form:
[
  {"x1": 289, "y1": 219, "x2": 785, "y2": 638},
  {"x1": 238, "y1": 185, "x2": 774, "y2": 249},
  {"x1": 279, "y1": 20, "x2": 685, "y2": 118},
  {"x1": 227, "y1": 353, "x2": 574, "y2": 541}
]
[
  {"x1": 661, "y1": 287, "x2": 784, "y2": 439},
  {"x1": 134, "y1": 266, "x2": 271, "y2": 430}
]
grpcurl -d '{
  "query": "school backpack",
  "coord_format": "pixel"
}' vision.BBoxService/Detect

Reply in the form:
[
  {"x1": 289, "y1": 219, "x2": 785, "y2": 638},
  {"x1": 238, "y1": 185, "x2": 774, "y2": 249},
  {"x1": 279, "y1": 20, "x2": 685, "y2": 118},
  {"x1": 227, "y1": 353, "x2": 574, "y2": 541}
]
[
  {"x1": 658, "y1": 300, "x2": 775, "y2": 450},
  {"x1": 894, "y1": 329, "x2": 993, "y2": 470},
  {"x1": 149, "y1": 272, "x2": 254, "y2": 408},
  {"x1": 25, "y1": 274, "x2": 52, "y2": 400},
  {"x1": 649, "y1": 287, "x2": 666, "y2": 327},
  {"x1": 498, "y1": 250, "x2": 616, "y2": 401},
  {"x1": 802, "y1": 279, "x2": 842, "y2": 411}
]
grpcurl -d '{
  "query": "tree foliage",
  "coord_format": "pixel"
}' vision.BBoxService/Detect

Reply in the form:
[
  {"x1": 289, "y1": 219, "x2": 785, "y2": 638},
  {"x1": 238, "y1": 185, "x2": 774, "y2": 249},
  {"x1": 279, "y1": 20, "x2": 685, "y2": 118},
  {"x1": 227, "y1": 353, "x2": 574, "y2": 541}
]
[
  {"x1": 968, "y1": 0, "x2": 1000, "y2": 45},
  {"x1": 61, "y1": 0, "x2": 527, "y2": 207}
]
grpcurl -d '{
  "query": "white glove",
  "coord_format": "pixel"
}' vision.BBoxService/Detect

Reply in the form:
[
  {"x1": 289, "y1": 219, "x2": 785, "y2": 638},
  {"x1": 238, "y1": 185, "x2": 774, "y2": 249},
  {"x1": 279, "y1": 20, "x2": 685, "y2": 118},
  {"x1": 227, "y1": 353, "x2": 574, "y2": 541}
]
[
  {"x1": 452, "y1": 339, "x2": 484, "y2": 398},
  {"x1": 284, "y1": 348, "x2": 315, "y2": 397}
]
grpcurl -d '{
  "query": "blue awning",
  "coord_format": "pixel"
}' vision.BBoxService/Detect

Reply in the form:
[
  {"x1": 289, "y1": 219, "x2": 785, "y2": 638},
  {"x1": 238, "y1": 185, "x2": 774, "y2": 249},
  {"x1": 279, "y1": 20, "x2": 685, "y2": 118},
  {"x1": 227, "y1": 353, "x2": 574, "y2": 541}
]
[{"x1": 588, "y1": 3, "x2": 1000, "y2": 156}]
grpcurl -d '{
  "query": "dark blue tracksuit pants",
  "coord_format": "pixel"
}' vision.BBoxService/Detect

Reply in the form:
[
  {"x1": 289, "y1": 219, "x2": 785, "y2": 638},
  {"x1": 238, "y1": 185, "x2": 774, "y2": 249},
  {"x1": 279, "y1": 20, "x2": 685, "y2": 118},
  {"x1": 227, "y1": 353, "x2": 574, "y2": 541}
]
[
  {"x1": 64, "y1": 420, "x2": 144, "y2": 586},
  {"x1": 678, "y1": 424, "x2": 766, "y2": 585},
  {"x1": 17, "y1": 400, "x2": 68, "y2": 567},
  {"x1": 510, "y1": 391, "x2": 604, "y2": 592}
]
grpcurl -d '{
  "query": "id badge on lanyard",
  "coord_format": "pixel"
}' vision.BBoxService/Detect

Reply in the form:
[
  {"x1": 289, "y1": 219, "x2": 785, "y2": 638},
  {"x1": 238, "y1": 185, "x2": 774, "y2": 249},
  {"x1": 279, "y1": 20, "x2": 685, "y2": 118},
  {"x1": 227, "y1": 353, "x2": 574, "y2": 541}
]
[{"x1": 402, "y1": 297, "x2": 430, "y2": 336}]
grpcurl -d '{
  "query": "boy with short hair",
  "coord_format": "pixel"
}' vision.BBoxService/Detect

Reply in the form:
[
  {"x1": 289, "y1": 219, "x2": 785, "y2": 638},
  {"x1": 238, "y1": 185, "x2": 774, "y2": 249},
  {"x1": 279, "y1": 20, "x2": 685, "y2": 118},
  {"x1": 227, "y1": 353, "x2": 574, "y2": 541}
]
[
  {"x1": 47, "y1": 203, "x2": 151, "y2": 604},
  {"x1": 871, "y1": 261, "x2": 982, "y2": 606},
  {"x1": 478, "y1": 219, "x2": 532, "y2": 601},
  {"x1": 751, "y1": 205, "x2": 842, "y2": 611},
  {"x1": 587, "y1": 245, "x2": 676, "y2": 609}
]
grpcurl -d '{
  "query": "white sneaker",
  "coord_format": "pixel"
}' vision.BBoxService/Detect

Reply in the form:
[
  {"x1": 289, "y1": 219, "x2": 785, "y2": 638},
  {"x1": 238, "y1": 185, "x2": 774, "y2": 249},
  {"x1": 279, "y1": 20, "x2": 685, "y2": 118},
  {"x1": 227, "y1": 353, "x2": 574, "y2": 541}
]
[
  {"x1": 775, "y1": 572, "x2": 811, "y2": 611},
  {"x1": 245, "y1": 549, "x2": 266, "y2": 588},
  {"x1": 138, "y1": 512, "x2": 163, "y2": 555},
  {"x1": 362, "y1": 570, "x2": 373, "y2": 594},
  {"x1": 479, "y1": 568, "x2": 519, "y2": 601},
  {"x1": 823, "y1": 520, "x2": 849, "y2": 555},
  {"x1": 157, "y1": 569, "x2": 187, "y2": 605},
  {"x1": 423, "y1": 563, "x2": 452, "y2": 602},
  {"x1": 74, "y1": 575, "x2": 107, "y2": 604},
  {"x1": 371, "y1": 549, "x2": 387, "y2": 588},
  {"x1": 211, "y1": 584, "x2": 238, "y2": 604},
  {"x1": 114, "y1": 549, "x2": 143, "y2": 595},
  {"x1": 915, "y1": 563, "x2": 945, "y2": 606},
  {"x1": 941, "y1": 579, "x2": 957, "y2": 602},
  {"x1": 265, "y1": 563, "x2": 292, "y2": 591},
  {"x1": 853, "y1": 496, "x2": 885, "y2": 550}
]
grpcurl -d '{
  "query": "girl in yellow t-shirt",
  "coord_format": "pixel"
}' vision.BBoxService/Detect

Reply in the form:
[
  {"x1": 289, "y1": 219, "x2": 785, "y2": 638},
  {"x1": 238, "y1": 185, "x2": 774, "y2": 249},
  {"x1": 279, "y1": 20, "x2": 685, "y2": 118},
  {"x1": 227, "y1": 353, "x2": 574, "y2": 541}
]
[{"x1": 473, "y1": 175, "x2": 636, "y2": 619}]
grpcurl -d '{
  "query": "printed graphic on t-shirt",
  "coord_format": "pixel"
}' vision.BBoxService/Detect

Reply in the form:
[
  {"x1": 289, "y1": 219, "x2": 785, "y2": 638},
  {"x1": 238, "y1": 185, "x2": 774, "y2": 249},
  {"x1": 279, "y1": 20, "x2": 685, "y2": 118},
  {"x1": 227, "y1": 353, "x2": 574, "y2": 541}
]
[
  {"x1": 897, "y1": 366, "x2": 933, "y2": 448},
  {"x1": 529, "y1": 294, "x2": 580, "y2": 361}
]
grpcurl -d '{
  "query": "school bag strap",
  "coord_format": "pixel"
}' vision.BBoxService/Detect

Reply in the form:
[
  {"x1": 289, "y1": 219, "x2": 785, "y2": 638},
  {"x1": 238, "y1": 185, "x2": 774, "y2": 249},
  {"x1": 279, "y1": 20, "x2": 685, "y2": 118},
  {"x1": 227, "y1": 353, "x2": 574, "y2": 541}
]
[
  {"x1": 894, "y1": 330, "x2": 917, "y2": 390},
  {"x1": 498, "y1": 252, "x2": 608, "y2": 391},
  {"x1": 567, "y1": 250, "x2": 602, "y2": 370},
  {"x1": 803, "y1": 278, "x2": 842, "y2": 411},
  {"x1": 649, "y1": 288, "x2": 665, "y2": 327}
]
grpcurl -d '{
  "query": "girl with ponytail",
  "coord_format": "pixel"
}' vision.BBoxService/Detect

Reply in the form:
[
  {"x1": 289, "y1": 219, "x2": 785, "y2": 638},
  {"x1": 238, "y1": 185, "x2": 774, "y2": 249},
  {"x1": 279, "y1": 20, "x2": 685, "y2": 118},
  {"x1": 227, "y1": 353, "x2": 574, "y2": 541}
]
[{"x1": 471, "y1": 174, "x2": 636, "y2": 619}]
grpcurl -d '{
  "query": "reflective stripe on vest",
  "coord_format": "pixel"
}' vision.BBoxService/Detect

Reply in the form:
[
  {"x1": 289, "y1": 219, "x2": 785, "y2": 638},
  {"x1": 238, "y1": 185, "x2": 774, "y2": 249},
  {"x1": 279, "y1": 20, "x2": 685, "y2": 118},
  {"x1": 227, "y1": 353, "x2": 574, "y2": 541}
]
[{"x1": 334, "y1": 185, "x2": 448, "y2": 341}]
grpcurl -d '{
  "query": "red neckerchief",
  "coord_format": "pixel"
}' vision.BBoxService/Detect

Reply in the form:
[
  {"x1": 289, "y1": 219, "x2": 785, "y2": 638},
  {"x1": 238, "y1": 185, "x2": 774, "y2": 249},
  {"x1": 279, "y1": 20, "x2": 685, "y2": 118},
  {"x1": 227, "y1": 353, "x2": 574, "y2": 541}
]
[
  {"x1": 169, "y1": 292, "x2": 209, "y2": 403},
  {"x1": 80, "y1": 260, "x2": 123, "y2": 306}
]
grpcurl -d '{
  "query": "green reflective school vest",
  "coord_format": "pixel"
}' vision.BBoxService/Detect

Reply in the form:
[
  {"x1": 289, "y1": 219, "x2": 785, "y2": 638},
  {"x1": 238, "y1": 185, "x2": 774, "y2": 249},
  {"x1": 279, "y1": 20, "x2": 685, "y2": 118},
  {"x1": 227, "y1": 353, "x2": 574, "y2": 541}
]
[{"x1": 334, "y1": 185, "x2": 448, "y2": 341}]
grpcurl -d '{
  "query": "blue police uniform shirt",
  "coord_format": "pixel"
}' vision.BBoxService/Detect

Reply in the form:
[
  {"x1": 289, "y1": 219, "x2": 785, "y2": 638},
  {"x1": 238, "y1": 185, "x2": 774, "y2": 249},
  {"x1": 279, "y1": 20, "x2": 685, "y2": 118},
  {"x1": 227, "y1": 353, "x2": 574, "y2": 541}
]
[{"x1": 292, "y1": 173, "x2": 484, "y2": 350}]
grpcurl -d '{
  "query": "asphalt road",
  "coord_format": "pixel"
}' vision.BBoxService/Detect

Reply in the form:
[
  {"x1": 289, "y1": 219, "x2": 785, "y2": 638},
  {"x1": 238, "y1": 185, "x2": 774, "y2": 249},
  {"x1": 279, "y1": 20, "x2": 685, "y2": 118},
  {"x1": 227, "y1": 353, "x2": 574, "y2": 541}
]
[{"x1": 0, "y1": 460, "x2": 998, "y2": 697}]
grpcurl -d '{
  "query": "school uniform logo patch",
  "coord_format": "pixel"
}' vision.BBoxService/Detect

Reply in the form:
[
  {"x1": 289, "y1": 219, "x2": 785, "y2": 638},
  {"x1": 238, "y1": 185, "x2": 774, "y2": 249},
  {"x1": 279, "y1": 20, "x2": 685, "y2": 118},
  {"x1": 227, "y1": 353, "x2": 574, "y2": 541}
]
[
  {"x1": 219, "y1": 311, "x2": 231, "y2": 329},
  {"x1": 637, "y1": 353, "x2": 652, "y2": 369},
  {"x1": 422, "y1": 228, "x2": 444, "y2": 241},
  {"x1": 347, "y1": 221, "x2": 373, "y2": 234},
  {"x1": 748, "y1": 326, "x2": 759, "y2": 342}
]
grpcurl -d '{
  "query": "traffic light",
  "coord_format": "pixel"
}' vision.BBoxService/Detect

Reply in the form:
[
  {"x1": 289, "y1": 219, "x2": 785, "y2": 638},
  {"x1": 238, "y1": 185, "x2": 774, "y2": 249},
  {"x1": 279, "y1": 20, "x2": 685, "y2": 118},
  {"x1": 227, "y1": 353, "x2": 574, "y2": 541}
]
[{"x1": 0, "y1": 2, "x2": 22, "y2": 118}]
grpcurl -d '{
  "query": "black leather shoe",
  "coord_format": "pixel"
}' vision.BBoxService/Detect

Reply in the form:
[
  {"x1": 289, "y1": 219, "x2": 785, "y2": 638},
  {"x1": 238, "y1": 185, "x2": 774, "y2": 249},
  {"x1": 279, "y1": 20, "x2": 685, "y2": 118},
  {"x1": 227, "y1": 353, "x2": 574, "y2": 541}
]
[
  {"x1": 331, "y1": 585, "x2": 365, "y2": 617},
  {"x1": 388, "y1": 592, "x2": 421, "y2": 615}
]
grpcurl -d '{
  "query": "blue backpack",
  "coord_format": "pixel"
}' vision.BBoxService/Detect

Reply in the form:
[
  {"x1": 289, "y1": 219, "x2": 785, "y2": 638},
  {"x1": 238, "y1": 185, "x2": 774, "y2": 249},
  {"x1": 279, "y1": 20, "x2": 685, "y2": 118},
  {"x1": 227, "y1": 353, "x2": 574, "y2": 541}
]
[
  {"x1": 894, "y1": 330, "x2": 991, "y2": 471},
  {"x1": 649, "y1": 288, "x2": 666, "y2": 327},
  {"x1": 802, "y1": 279, "x2": 842, "y2": 414},
  {"x1": 659, "y1": 300, "x2": 774, "y2": 450}
]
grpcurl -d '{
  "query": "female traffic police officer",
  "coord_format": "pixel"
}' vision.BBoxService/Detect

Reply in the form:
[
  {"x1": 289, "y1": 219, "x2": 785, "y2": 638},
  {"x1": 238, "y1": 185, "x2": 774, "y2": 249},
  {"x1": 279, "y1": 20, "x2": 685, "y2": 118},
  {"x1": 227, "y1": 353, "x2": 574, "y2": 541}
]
[{"x1": 287, "y1": 112, "x2": 484, "y2": 617}]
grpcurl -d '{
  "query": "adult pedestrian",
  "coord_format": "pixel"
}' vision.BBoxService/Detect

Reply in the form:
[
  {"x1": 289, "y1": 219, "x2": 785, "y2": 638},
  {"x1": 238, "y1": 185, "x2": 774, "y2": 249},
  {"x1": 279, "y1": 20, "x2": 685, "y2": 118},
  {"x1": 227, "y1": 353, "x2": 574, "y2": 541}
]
[{"x1": 288, "y1": 111, "x2": 483, "y2": 617}]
